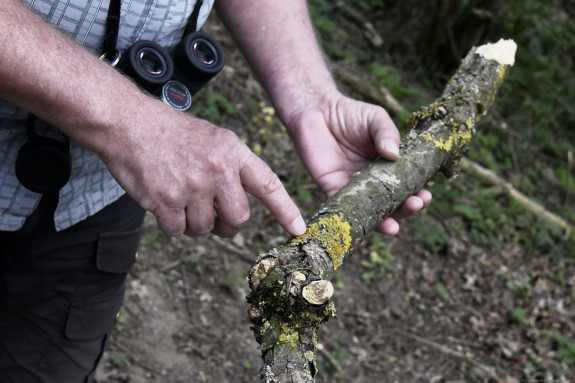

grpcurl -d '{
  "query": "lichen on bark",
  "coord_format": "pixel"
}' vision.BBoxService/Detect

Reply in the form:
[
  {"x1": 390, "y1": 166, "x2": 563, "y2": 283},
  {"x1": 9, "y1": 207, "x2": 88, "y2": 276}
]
[{"x1": 290, "y1": 215, "x2": 352, "y2": 270}]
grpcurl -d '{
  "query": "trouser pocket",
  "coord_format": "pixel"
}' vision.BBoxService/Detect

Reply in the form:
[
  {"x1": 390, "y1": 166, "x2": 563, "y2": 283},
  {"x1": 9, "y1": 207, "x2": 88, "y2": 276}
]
[
  {"x1": 35, "y1": 226, "x2": 144, "y2": 383},
  {"x1": 0, "y1": 195, "x2": 146, "y2": 383},
  {"x1": 33, "y1": 288, "x2": 125, "y2": 383}
]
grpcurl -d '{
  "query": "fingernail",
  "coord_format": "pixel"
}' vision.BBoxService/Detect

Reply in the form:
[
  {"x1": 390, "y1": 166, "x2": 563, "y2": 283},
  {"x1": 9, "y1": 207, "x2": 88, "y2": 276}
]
[
  {"x1": 290, "y1": 216, "x2": 307, "y2": 236},
  {"x1": 382, "y1": 139, "x2": 399, "y2": 159}
]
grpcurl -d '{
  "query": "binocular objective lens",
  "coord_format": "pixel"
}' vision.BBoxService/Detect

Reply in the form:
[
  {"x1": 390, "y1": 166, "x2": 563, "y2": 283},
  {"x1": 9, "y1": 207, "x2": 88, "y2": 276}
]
[
  {"x1": 139, "y1": 49, "x2": 165, "y2": 75},
  {"x1": 193, "y1": 40, "x2": 217, "y2": 65}
]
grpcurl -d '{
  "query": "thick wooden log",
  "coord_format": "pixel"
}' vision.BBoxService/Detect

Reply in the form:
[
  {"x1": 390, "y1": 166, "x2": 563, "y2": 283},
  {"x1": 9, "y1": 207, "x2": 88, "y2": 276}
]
[{"x1": 248, "y1": 39, "x2": 517, "y2": 383}]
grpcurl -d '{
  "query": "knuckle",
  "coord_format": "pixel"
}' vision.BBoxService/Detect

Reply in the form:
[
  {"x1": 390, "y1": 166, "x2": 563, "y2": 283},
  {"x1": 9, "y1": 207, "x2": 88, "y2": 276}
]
[
  {"x1": 149, "y1": 183, "x2": 184, "y2": 208},
  {"x1": 157, "y1": 217, "x2": 185, "y2": 237},
  {"x1": 162, "y1": 226, "x2": 184, "y2": 237},
  {"x1": 261, "y1": 173, "x2": 284, "y2": 196},
  {"x1": 218, "y1": 128, "x2": 239, "y2": 141},
  {"x1": 231, "y1": 211, "x2": 250, "y2": 228},
  {"x1": 186, "y1": 222, "x2": 214, "y2": 237},
  {"x1": 186, "y1": 210, "x2": 215, "y2": 236},
  {"x1": 210, "y1": 159, "x2": 231, "y2": 177}
]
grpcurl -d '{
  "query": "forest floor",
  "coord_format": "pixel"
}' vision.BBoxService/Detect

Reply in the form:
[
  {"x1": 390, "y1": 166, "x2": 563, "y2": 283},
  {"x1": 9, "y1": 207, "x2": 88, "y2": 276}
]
[{"x1": 95, "y1": 9, "x2": 575, "y2": 383}]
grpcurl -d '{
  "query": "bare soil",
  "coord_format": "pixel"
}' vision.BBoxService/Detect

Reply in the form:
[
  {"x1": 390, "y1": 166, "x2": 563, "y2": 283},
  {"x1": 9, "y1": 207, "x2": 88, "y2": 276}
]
[{"x1": 95, "y1": 11, "x2": 575, "y2": 383}]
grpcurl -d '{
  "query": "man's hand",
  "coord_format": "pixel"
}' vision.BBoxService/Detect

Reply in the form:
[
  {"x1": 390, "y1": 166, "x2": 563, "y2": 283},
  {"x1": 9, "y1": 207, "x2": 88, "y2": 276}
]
[
  {"x1": 284, "y1": 92, "x2": 432, "y2": 235},
  {"x1": 99, "y1": 100, "x2": 306, "y2": 238}
]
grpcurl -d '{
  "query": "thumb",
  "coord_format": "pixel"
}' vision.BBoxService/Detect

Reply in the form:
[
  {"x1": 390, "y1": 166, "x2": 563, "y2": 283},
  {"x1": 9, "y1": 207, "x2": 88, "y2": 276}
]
[{"x1": 368, "y1": 107, "x2": 401, "y2": 160}]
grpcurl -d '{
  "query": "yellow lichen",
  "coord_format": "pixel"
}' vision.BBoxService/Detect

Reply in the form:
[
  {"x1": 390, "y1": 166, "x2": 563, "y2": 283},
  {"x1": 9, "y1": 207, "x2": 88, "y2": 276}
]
[
  {"x1": 460, "y1": 121, "x2": 474, "y2": 147},
  {"x1": 260, "y1": 320, "x2": 271, "y2": 335},
  {"x1": 427, "y1": 126, "x2": 473, "y2": 153},
  {"x1": 421, "y1": 132, "x2": 433, "y2": 142},
  {"x1": 278, "y1": 323, "x2": 300, "y2": 347},
  {"x1": 433, "y1": 137, "x2": 453, "y2": 151},
  {"x1": 290, "y1": 215, "x2": 352, "y2": 270},
  {"x1": 323, "y1": 303, "x2": 337, "y2": 318},
  {"x1": 479, "y1": 66, "x2": 509, "y2": 118},
  {"x1": 491, "y1": 66, "x2": 509, "y2": 105}
]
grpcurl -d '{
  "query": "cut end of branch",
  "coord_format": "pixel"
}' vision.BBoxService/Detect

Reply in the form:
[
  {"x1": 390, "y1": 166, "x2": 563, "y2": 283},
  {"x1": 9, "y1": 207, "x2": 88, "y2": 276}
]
[
  {"x1": 302, "y1": 280, "x2": 334, "y2": 305},
  {"x1": 250, "y1": 257, "x2": 279, "y2": 289},
  {"x1": 475, "y1": 39, "x2": 517, "y2": 66}
]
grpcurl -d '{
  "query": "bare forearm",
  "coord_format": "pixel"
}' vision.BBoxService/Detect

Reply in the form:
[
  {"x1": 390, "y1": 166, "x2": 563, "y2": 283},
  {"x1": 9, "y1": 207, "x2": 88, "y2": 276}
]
[
  {"x1": 0, "y1": 0, "x2": 158, "y2": 154},
  {"x1": 215, "y1": 0, "x2": 338, "y2": 122}
]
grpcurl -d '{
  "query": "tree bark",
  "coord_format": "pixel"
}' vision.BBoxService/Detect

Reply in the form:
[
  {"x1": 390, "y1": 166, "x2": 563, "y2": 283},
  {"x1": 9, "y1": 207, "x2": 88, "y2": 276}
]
[{"x1": 247, "y1": 39, "x2": 517, "y2": 383}]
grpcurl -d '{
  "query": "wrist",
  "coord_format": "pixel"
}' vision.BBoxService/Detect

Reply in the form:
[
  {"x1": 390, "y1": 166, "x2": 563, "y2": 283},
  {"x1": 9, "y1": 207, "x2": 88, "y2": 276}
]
[
  {"x1": 59, "y1": 75, "x2": 149, "y2": 154},
  {"x1": 273, "y1": 82, "x2": 340, "y2": 128},
  {"x1": 90, "y1": 91, "x2": 175, "y2": 160}
]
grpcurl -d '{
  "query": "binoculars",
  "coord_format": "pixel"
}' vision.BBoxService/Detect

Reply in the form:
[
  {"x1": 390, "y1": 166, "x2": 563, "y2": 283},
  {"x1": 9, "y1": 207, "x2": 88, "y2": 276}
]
[{"x1": 117, "y1": 31, "x2": 225, "y2": 111}]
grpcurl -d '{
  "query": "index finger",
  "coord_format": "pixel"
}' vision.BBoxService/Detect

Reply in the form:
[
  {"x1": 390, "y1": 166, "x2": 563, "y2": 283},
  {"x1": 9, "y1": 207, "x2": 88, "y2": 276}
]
[{"x1": 240, "y1": 156, "x2": 306, "y2": 237}]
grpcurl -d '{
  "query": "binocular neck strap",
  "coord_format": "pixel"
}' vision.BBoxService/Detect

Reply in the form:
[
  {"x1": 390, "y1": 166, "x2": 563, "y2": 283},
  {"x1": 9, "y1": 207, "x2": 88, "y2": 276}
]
[
  {"x1": 102, "y1": 0, "x2": 205, "y2": 57},
  {"x1": 103, "y1": 0, "x2": 122, "y2": 57},
  {"x1": 185, "y1": 0, "x2": 204, "y2": 37}
]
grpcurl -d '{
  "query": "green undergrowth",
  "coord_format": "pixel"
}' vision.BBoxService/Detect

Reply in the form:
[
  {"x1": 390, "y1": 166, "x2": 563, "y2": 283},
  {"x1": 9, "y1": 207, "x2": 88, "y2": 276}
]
[
  {"x1": 414, "y1": 171, "x2": 574, "y2": 258},
  {"x1": 360, "y1": 232, "x2": 395, "y2": 282}
]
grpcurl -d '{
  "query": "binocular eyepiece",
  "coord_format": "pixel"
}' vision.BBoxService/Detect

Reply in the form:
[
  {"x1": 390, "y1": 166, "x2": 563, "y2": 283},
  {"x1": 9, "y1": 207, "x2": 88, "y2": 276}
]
[{"x1": 117, "y1": 31, "x2": 224, "y2": 111}]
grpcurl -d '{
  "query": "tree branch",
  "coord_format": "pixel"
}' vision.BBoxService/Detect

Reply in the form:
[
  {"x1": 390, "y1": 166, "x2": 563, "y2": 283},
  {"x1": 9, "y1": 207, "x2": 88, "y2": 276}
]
[
  {"x1": 336, "y1": 54, "x2": 574, "y2": 240},
  {"x1": 247, "y1": 39, "x2": 517, "y2": 383}
]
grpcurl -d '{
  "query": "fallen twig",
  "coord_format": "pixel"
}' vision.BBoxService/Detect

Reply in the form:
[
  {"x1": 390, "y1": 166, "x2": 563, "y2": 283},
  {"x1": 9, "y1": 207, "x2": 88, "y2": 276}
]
[
  {"x1": 211, "y1": 235, "x2": 255, "y2": 263},
  {"x1": 460, "y1": 157, "x2": 575, "y2": 238},
  {"x1": 334, "y1": 66, "x2": 405, "y2": 117},
  {"x1": 336, "y1": 4, "x2": 383, "y2": 47}
]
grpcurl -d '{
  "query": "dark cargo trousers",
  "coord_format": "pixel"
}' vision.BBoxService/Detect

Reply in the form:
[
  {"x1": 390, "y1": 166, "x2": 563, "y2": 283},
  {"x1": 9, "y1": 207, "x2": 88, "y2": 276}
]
[{"x1": 0, "y1": 194, "x2": 146, "y2": 383}]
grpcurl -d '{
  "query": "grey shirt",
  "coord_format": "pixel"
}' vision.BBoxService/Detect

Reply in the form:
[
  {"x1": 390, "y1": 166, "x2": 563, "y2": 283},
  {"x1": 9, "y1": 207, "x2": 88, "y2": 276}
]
[{"x1": 0, "y1": 0, "x2": 214, "y2": 231}]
